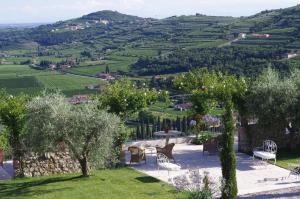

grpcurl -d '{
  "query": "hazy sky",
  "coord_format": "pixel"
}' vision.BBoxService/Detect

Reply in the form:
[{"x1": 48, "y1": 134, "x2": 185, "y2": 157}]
[{"x1": 0, "y1": 0, "x2": 299, "y2": 23}]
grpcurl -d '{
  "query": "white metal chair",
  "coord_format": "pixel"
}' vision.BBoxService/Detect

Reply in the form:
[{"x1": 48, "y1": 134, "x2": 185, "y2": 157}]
[
  {"x1": 253, "y1": 140, "x2": 277, "y2": 164},
  {"x1": 156, "y1": 153, "x2": 181, "y2": 176}
]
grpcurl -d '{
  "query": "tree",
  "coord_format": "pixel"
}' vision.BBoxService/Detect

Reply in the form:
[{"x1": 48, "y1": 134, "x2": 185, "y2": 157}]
[
  {"x1": 98, "y1": 79, "x2": 160, "y2": 119},
  {"x1": 175, "y1": 69, "x2": 247, "y2": 199},
  {"x1": 247, "y1": 67, "x2": 297, "y2": 128},
  {"x1": 0, "y1": 90, "x2": 28, "y2": 176},
  {"x1": 105, "y1": 65, "x2": 110, "y2": 74},
  {"x1": 26, "y1": 93, "x2": 121, "y2": 177}
]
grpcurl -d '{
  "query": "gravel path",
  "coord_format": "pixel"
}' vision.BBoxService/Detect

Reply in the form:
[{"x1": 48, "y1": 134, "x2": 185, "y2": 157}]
[{"x1": 239, "y1": 187, "x2": 300, "y2": 199}]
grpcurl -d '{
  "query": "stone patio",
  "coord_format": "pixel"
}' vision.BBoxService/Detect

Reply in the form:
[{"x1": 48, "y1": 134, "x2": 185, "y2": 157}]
[{"x1": 127, "y1": 143, "x2": 300, "y2": 196}]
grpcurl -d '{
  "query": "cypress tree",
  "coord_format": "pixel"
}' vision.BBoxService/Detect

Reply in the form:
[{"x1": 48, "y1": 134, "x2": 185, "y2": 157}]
[
  {"x1": 172, "y1": 119, "x2": 176, "y2": 130},
  {"x1": 220, "y1": 100, "x2": 237, "y2": 199},
  {"x1": 151, "y1": 123, "x2": 156, "y2": 138},
  {"x1": 176, "y1": 116, "x2": 180, "y2": 130},
  {"x1": 136, "y1": 124, "x2": 141, "y2": 140},
  {"x1": 141, "y1": 122, "x2": 145, "y2": 139},
  {"x1": 105, "y1": 65, "x2": 110, "y2": 74},
  {"x1": 182, "y1": 116, "x2": 187, "y2": 133},
  {"x1": 162, "y1": 118, "x2": 167, "y2": 130},
  {"x1": 157, "y1": 116, "x2": 161, "y2": 131},
  {"x1": 146, "y1": 119, "x2": 150, "y2": 139}
]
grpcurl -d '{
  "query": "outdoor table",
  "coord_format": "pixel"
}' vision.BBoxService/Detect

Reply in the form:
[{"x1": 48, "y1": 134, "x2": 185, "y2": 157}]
[{"x1": 154, "y1": 130, "x2": 182, "y2": 145}]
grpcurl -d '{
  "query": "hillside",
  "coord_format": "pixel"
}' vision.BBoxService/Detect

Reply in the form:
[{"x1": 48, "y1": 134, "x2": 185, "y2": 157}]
[{"x1": 0, "y1": 5, "x2": 300, "y2": 95}]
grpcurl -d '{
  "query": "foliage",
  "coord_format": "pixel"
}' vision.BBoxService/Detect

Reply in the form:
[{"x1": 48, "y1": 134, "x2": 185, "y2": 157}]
[
  {"x1": 0, "y1": 90, "x2": 28, "y2": 163},
  {"x1": 170, "y1": 170, "x2": 216, "y2": 199},
  {"x1": 220, "y1": 100, "x2": 237, "y2": 199},
  {"x1": 186, "y1": 190, "x2": 213, "y2": 199},
  {"x1": 192, "y1": 132, "x2": 216, "y2": 145},
  {"x1": 175, "y1": 69, "x2": 247, "y2": 199},
  {"x1": 98, "y1": 79, "x2": 161, "y2": 119},
  {"x1": 26, "y1": 92, "x2": 121, "y2": 177},
  {"x1": 0, "y1": 128, "x2": 9, "y2": 151},
  {"x1": 246, "y1": 67, "x2": 298, "y2": 128},
  {"x1": 131, "y1": 47, "x2": 290, "y2": 77}
]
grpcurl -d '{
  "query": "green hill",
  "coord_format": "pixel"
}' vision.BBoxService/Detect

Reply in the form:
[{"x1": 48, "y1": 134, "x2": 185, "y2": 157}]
[{"x1": 0, "y1": 5, "x2": 299, "y2": 82}]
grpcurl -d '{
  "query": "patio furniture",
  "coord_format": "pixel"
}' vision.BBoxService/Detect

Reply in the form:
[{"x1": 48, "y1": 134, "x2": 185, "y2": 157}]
[
  {"x1": 253, "y1": 140, "x2": 277, "y2": 164},
  {"x1": 128, "y1": 146, "x2": 146, "y2": 165},
  {"x1": 288, "y1": 163, "x2": 300, "y2": 179},
  {"x1": 156, "y1": 153, "x2": 181, "y2": 176},
  {"x1": 156, "y1": 143, "x2": 175, "y2": 162},
  {"x1": 203, "y1": 137, "x2": 219, "y2": 155},
  {"x1": 154, "y1": 131, "x2": 182, "y2": 145}
]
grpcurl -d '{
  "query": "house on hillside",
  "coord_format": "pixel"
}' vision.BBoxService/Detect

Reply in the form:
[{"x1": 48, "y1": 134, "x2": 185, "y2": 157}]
[
  {"x1": 251, "y1": 33, "x2": 271, "y2": 38},
  {"x1": 96, "y1": 73, "x2": 115, "y2": 80},
  {"x1": 68, "y1": 95, "x2": 89, "y2": 105},
  {"x1": 50, "y1": 64, "x2": 57, "y2": 70},
  {"x1": 60, "y1": 64, "x2": 71, "y2": 70},
  {"x1": 99, "y1": 19, "x2": 110, "y2": 25},
  {"x1": 174, "y1": 103, "x2": 193, "y2": 111},
  {"x1": 285, "y1": 53, "x2": 299, "y2": 59},
  {"x1": 239, "y1": 33, "x2": 247, "y2": 39}
]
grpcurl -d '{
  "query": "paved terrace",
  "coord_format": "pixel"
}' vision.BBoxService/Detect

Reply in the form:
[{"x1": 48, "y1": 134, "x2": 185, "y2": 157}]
[{"x1": 127, "y1": 142, "x2": 300, "y2": 196}]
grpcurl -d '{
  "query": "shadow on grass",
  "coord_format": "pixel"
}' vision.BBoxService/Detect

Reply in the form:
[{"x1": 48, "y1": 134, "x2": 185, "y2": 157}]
[
  {"x1": 0, "y1": 175, "x2": 83, "y2": 199},
  {"x1": 135, "y1": 176, "x2": 160, "y2": 183}
]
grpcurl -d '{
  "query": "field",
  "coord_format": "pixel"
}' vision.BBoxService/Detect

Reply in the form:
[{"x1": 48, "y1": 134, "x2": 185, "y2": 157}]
[
  {"x1": 0, "y1": 168, "x2": 185, "y2": 199},
  {"x1": 0, "y1": 65, "x2": 104, "y2": 96}
]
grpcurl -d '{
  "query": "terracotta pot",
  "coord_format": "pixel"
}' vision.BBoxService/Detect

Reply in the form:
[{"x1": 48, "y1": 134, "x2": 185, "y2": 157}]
[{"x1": 0, "y1": 149, "x2": 4, "y2": 167}]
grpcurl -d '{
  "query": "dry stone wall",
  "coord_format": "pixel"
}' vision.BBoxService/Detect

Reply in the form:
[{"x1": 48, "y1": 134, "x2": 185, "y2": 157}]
[{"x1": 21, "y1": 151, "x2": 81, "y2": 177}]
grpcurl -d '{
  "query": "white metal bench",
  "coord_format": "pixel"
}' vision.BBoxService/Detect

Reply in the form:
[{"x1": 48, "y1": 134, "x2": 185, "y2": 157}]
[{"x1": 253, "y1": 140, "x2": 277, "y2": 164}]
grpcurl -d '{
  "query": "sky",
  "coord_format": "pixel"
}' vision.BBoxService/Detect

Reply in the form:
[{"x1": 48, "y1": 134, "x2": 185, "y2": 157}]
[{"x1": 0, "y1": 0, "x2": 299, "y2": 24}]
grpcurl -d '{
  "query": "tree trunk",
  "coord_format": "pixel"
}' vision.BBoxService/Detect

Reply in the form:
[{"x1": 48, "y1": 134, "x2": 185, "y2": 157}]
[
  {"x1": 220, "y1": 100, "x2": 238, "y2": 199},
  {"x1": 79, "y1": 157, "x2": 89, "y2": 177}
]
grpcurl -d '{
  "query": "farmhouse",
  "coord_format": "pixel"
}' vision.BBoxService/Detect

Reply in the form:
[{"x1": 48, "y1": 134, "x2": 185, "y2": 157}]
[
  {"x1": 239, "y1": 33, "x2": 247, "y2": 39},
  {"x1": 285, "y1": 52, "x2": 299, "y2": 59},
  {"x1": 251, "y1": 33, "x2": 271, "y2": 38},
  {"x1": 174, "y1": 102, "x2": 193, "y2": 111},
  {"x1": 49, "y1": 64, "x2": 57, "y2": 70},
  {"x1": 68, "y1": 95, "x2": 89, "y2": 105},
  {"x1": 60, "y1": 64, "x2": 71, "y2": 70},
  {"x1": 96, "y1": 73, "x2": 115, "y2": 80}
]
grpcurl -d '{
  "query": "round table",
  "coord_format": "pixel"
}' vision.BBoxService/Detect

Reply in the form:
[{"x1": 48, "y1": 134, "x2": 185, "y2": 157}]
[{"x1": 154, "y1": 130, "x2": 182, "y2": 145}]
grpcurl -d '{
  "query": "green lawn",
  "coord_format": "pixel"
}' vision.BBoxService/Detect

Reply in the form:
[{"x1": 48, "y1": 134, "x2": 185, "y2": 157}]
[
  {"x1": 276, "y1": 149, "x2": 300, "y2": 169},
  {"x1": 0, "y1": 168, "x2": 185, "y2": 199}
]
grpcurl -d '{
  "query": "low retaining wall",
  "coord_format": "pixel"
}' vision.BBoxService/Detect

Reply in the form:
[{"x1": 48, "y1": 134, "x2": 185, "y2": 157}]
[
  {"x1": 21, "y1": 151, "x2": 81, "y2": 177},
  {"x1": 126, "y1": 136, "x2": 194, "y2": 148}
]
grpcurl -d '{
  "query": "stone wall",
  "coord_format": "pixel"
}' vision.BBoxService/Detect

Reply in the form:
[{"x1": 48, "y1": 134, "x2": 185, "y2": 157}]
[
  {"x1": 21, "y1": 150, "x2": 81, "y2": 177},
  {"x1": 238, "y1": 124, "x2": 300, "y2": 153}
]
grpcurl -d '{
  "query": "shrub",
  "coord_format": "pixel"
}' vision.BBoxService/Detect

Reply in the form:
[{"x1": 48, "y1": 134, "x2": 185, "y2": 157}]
[{"x1": 192, "y1": 132, "x2": 215, "y2": 145}]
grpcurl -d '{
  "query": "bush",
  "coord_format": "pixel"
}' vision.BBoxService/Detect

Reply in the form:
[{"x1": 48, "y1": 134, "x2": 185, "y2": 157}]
[
  {"x1": 192, "y1": 132, "x2": 215, "y2": 145},
  {"x1": 187, "y1": 189, "x2": 213, "y2": 199},
  {"x1": 0, "y1": 128, "x2": 9, "y2": 151}
]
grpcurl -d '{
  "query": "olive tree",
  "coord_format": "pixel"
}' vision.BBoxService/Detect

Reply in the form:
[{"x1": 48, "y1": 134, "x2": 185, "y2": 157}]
[
  {"x1": 26, "y1": 92, "x2": 121, "y2": 177},
  {"x1": 247, "y1": 67, "x2": 297, "y2": 128}
]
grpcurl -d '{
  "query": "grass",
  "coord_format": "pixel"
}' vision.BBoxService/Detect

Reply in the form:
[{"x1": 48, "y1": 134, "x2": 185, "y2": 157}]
[
  {"x1": 0, "y1": 168, "x2": 185, "y2": 199},
  {"x1": 0, "y1": 65, "x2": 105, "y2": 96},
  {"x1": 276, "y1": 149, "x2": 300, "y2": 169}
]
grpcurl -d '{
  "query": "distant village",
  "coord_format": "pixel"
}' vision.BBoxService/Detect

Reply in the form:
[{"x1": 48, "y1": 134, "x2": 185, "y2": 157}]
[{"x1": 50, "y1": 18, "x2": 154, "y2": 33}]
